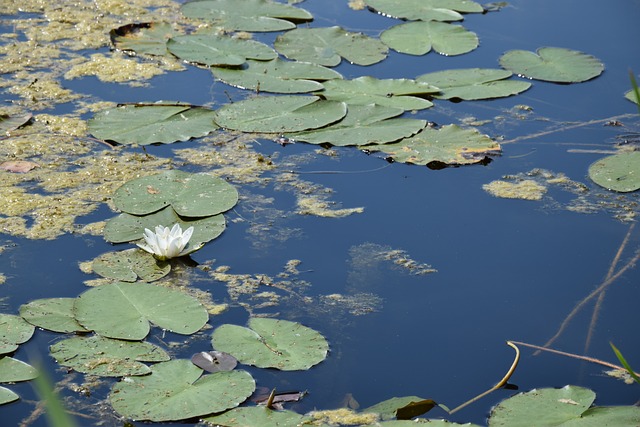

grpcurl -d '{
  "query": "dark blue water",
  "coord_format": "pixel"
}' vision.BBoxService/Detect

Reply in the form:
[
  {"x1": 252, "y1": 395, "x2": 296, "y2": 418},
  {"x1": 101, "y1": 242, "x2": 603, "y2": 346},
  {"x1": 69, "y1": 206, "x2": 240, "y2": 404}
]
[{"x1": 1, "y1": 0, "x2": 639, "y2": 426}]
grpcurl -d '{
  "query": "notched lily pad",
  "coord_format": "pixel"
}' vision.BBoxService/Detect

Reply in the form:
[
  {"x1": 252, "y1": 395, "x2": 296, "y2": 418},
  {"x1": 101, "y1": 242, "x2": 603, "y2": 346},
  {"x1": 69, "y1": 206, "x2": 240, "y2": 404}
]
[
  {"x1": 417, "y1": 68, "x2": 531, "y2": 100},
  {"x1": 19, "y1": 298, "x2": 89, "y2": 333},
  {"x1": 211, "y1": 317, "x2": 329, "y2": 371},
  {"x1": 181, "y1": 0, "x2": 312, "y2": 32},
  {"x1": 91, "y1": 249, "x2": 171, "y2": 282},
  {"x1": 167, "y1": 34, "x2": 276, "y2": 66},
  {"x1": 110, "y1": 359, "x2": 255, "y2": 422},
  {"x1": 0, "y1": 314, "x2": 35, "y2": 355},
  {"x1": 365, "y1": 124, "x2": 500, "y2": 166},
  {"x1": 214, "y1": 95, "x2": 347, "y2": 133},
  {"x1": 110, "y1": 22, "x2": 176, "y2": 56},
  {"x1": 74, "y1": 282, "x2": 209, "y2": 340},
  {"x1": 50, "y1": 336, "x2": 170, "y2": 377},
  {"x1": 588, "y1": 151, "x2": 640, "y2": 192},
  {"x1": 381, "y1": 21, "x2": 478, "y2": 56},
  {"x1": 275, "y1": 26, "x2": 388, "y2": 67},
  {"x1": 112, "y1": 170, "x2": 239, "y2": 217},
  {"x1": 88, "y1": 102, "x2": 218, "y2": 145},
  {"x1": 499, "y1": 47, "x2": 604, "y2": 83},
  {"x1": 366, "y1": 0, "x2": 483, "y2": 21}
]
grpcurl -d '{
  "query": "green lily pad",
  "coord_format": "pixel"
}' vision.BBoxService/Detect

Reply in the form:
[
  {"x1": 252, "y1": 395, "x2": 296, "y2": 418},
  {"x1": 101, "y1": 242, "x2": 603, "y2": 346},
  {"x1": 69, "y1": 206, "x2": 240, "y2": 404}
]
[
  {"x1": 0, "y1": 356, "x2": 37, "y2": 383},
  {"x1": 212, "y1": 58, "x2": 342, "y2": 94},
  {"x1": 74, "y1": 282, "x2": 208, "y2": 340},
  {"x1": 112, "y1": 170, "x2": 238, "y2": 217},
  {"x1": 625, "y1": 89, "x2": 640, "y2": 105},
  {"x1": 19, "y1": 298, "x2": 89, "y2": 333},
  {"x1": 291, "y1": 104, "x2": 426, "y2": 146},
  {"x1": 381, "y1": 21, "x2": 478, "y2": 56},
  {"x1": 181, "y1": 0, "x2": 312, "y2": 32},
  {"x1": 110, "y1": 22, "x2": 176, "y2": 56},
  {"x1": 110, "y1": 359, "x2": 255, "y2": 422},
  {"x1": 0, "y1": 387, "x2": 18, "y2": 405},
  {"x1": 365, "y1": 124, "x2": 500, "y2": 166},
  {"x1": 588, "y1": 151, "x2": 640, "y2": 192},
  {"x1": 88, "y1": 103, "x2": 218, "y2": 145},
  {"x1": 319, "y1": 76, "x2": 438, "y2": 111},
  {"x1": 214, "y1": 95, "x2": 347, "y2": 133},
  {"x1": 91, "y1": 249, "x2": 171, "y2": 282},
  {"x1": 211, "y1": 318, "x2": 329, "y2": 370},
  {"x1": 499, "y1": 47, "x2": 604, "y2": 83},
  {"x1": 417, "y1": 68, "x2": 531, "y2": 99},
  {"x1": 167, "y1": 34, "x2": 276, "y2": 66},
  {"x1": 50, "y1": 336, "x2": 170, "y2": 377},
  {"x1": 274, "y1": 26, "x2": 388, "y2": 67},
  {"x1": 203, "y1": 406, "x2": 311, "y2": 426},
  {"x1": 104, "y1": 206, "x2": 226, "y2": 255},
  {"x1": 364, "y1": 396, "x2": 435, "y2": 421},
  {"x1": 0, "y1": 113, "x2": 31, "y2": 133},
  {"x1": 0, "y1": 314, "x2": 35, "y2": 355},
  {"x1": 366, "y1": 0, "x2": 483, "y2": 21}
]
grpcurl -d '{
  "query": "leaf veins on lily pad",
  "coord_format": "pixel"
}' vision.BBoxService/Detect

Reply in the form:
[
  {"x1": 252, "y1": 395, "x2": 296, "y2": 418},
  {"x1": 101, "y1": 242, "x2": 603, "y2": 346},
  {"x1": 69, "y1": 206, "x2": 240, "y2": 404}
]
[
  {"x1": 417, "y1": 68, "x2": 531, "y2": 100},
  {"x1": 88, "y1": 102, "x2": 218, "y2": 145},
  {"x1": 19, "y1": 298, "x2": 89, "y2": 333},
  {"x1": 91, "y1": 249, "x2": 171, "y2": 282},
  {"x1": 499, "y1": 47, "x2": 604, "y2": 83},
  {"x1": 211, "y1": 318, "x2": 329, "y2": 370},
  {"x1": 381, "y1": 21, "x2": 479, "y2": 56},
  {"x1": 365, "y1": 124, "x2": 500, "y2": 166},
  {"x1": 167, "y1": 34, "x2": 276, "y2": 66}
]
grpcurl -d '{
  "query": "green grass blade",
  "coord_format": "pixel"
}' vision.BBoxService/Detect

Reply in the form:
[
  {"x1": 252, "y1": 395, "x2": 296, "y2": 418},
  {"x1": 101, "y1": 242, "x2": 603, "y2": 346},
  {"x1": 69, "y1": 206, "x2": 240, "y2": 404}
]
[
  {"x1": 630, "y1": 70, "x2": 640, "y2": 115},
  {"x1": 610, "y1": 342, "x2": 640, "y2": 384}
]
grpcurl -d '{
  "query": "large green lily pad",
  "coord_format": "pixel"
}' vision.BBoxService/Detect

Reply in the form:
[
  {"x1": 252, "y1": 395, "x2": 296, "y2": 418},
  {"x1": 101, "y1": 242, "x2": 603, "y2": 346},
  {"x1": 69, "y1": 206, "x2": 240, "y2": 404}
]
[
  {"x1": 212, "y1": 58, "x2": 342, "y2": 94},
  {"x1": 19, "y1": 298, "x2": 89, "y2": 333},
  {"x1": 381, "y1": 21, "x2": 478, "y2": 56},
  {"x1": 91, "y1": 249, "x2": 171, "y2": 282},
  {"x1": 211, "y1": 318, "x2": 329, "y2": 370},
  {"x1": 291, "y1": 104, "x2": 426, "y2": 146},
  {"x1": 319, "y1": 77, "x2": 438, "y2": 111},
  {"x1": 112, "y1": 170, "x2": 238, "y2": 217},
  {"x1": 0, "y1": 356, "x2": 38, "y2": 383},
  {"x1": 275, "y1": 26, "x2": 388, "y2": 67},
  {"x1": 417, "y1": 68, "x2": 531, "y2": 100},
  {"x1": 366, "y1": 0, "x2": 482, "y2": 21},
  {"x1": 167, "y1": 34, "x2": 276, "y2": 66},
  {"x1": 203, "y1": 406, "x2": 311, "y2": 426},
  {"x1": 588, "y1": 151, "x2": 640, "y2": 192},
  {"x1": 110, "y1": 22, "x2": 176, "y2": 56},
  {"x1": 214, "y1": 95, "x2": 347, "y2": 133},
  {"x1": 499, "y1": 47, "x2": 604, "y2": 83},
  {"x1": 74, "y1": 282, "x2": 208, "y2": 340},
  {"x1": 365, "y1": 124, "x2": 500, "y2": 166},
  {"x1": 181, "y1": 0, "x2": 312, "y2": 32},
  {"x1": 88, "y1": 103, "x2": 218, "y2": 145},
  {"x1": 364, "y1": 396, "x2": 435, "y2": 421},
  {"x1": 488, "y1": 385, "x2": 640, "y2": 426},
  {"x1": 0, "y1": 314, "x2": 35, "y2": 355},
  {"x1": 50, "y1": 336, "x2": 170, "y2": 377},
  {"x1": 0, "y1": 387, "x2": 19, "y2": 405},
  {"x1": 110, "y1": 359, "x2": 255, "y2": 422}
]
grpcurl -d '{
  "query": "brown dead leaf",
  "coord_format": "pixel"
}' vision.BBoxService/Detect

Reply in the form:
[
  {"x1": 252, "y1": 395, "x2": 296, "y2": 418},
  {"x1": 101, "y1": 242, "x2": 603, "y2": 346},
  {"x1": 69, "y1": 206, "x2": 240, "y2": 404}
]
[{"x1": 0, "y1": 160, "x2": 39, "y2": 173}]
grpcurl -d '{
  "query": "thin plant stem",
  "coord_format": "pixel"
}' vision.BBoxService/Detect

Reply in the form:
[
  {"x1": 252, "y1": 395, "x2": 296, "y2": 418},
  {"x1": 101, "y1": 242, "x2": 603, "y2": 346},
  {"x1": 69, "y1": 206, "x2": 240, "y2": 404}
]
[{"x1": 449, "y1": 341, "x2": 520, "y2": 414}]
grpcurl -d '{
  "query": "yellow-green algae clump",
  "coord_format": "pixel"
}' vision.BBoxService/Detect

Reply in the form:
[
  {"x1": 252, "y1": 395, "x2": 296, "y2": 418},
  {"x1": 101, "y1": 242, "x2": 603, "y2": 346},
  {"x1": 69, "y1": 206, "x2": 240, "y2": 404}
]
[{"x1": 483, "y1": 179, "x2": 547, "y2": 201}]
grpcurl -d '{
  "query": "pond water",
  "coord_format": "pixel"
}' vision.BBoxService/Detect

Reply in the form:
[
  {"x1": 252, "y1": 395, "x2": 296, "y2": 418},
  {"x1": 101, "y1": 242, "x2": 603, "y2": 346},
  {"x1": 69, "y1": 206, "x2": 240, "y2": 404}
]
[{"x1": 1, "y1": 0, "x2": 639, "y2": 426}]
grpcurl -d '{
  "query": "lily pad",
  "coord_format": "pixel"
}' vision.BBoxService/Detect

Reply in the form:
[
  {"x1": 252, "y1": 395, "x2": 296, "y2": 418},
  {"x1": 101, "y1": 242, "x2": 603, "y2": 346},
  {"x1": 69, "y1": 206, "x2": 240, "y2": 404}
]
[
  {"x1": 203, "y1": 407, "x2": 311, "y2": 426},
  {"x1": 104, "y1": 206, "x2": 226, "y2": 254},
  {"x1": 0, "y1": 314, "x2": 35, "y2": 355},
  {"x1": 488, "y1": 385, "x2": 640, "y2": 426},
  {"x1": 366, "y1": 0, "x2": 483, "y2": 21},
  {"x1": 625, "y1": 89, "x2": 640, "y2": 105},
  {"x1": 365, "y1": 124, "x2": 500, "y2": 166},
  {"x1": 214, "y1": 95, "x2": 347, "y2": 133},
  {"x1": 111, "y1": 170, "x2": 238, "y2": 217},
  {"x1": 417, "y1": 68, "x2": 531, "y2": 99},
  {"x1": 364, "y1": 396, "x2": 435, "y2": 421},
  {"x1": 588, "y1": 151, "x2": 640, "y2": 192},
  {"x1": 167, "y1": 34, "x2": 276, "y2": 66},
  {"x1": 110, "y1": 359, "x2": 255, "y2": 422},
  {"x1": 274, "y1": 26, "x2": 388, "y2": 67},
  {"x1": 50, "y1": 336, "x2": 170, "y2": 377},
  {"x1": 381, "y1": 21, "x2": 478, "y2": 56},
  {"x1": 211, "y1": 318, "x2": 329, "y2": 370},
  {"x1": 319, "y1": 77, "x2": 438, "y2": 111},
  {"x1": 181, "y1": 0, "x2": 312, "y2": 32},
  {"x1": 0, "y1": 356, "x2": 38, "y2": 383},
  {"x1": 88, "y1": 103, "x2": 218, "y2": 145},
  {"x1": 291, "y1": 104, "x2": 426, "y2": 146},
  {"x1": 499, "y1": 47, "x2": 604, "y2": 83},
  {"x1": 19, "y1": 298, "x2": 89, "y2": 333},
  {"x1": 74, "y1": 282, "x2": 208, "y2": 340},
  {"x1": 0, "y1": 387, "x2": 18, "y2": 405},
  {"x1": 191, "y1": 351, "x2": 237, "y2": 373},
  {"x1": 110, "y1": 22, "x2": 176, "y2": 56},
  {"x1": 212, "y1": 58, "x2": 342, "y2": 94},
  {"x1": 91, "y1": 249, "x2": 171, "y2": 282},
  {"x1": 0, "y1": 113, "x2": 32, "y2": 133}
]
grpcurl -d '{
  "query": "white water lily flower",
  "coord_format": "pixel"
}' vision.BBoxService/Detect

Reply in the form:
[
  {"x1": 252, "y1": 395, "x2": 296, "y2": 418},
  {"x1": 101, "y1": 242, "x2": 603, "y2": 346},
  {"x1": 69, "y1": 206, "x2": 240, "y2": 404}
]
[{"x1": 137, "y1": 224, "x2": 194, "y2": 260}]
